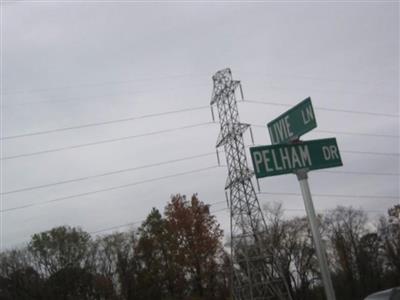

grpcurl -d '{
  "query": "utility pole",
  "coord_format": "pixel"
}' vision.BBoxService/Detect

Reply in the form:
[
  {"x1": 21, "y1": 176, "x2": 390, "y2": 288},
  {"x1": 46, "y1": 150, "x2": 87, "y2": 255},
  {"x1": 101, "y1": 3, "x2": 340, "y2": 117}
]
[{"x1": 210, "y1": 68, "x2": 292, "y2": 300}]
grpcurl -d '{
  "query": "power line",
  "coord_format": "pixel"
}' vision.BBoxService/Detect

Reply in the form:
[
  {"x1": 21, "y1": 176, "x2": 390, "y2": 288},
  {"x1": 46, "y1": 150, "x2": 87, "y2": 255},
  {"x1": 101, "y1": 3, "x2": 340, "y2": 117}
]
[
  {"x1": 90, "y1": 220, "x2": 143, "y2": 235},
  {"x1": 210, "y1": 206, "x2": 388, "y2": 214},
  {"x1": 315, "y1": 129, "x2": 399, "y2": 139},
  {"x1": 1, "y1": 152, "x2": 217, "y2": 195},
  {"x1": 2, "y1": 73, "x2": 208, "y2": 95},
  {"x1": 245, "y1": 100, "x2": 399, "y2": 118},
  {"x1": 1, "y1": 106, "x2": 209, "y2": 140},
  {"x1": 1, "y1": 165, "x2": 223, "y2": 213},
  {"x1": 312, "y1": 102, "x2": 399, "y2": 118},
  {"x1": 251, "y1": 125, "x2": 399, "y2": 139},
  {"x1": 2, "y1": 71, "x2": 370, "y2": 96},
  {"x1": 4, "y1": 112, "x2": 397, "y2": 141},
  {"x1": 3, "y1": 122, "x2": 398, "y2": 161},
  {"x1": 257, "y1": 192, "x2": 399, "y2": 200},
  {"x1": 4, "y1": 201, "x2": 386, "y2": 247},
  {"x1": 342, "y1": 150, "x2": 400, "y2": 157},
  {"x1": 5, "y1": 200, "x2": 391, "y2": 248},
  {"x1": 90, "y1": 200, "x2": 227, "y2": 235},
  {"x1": 4, "y1": 70, "x2": 388, "y2": 99},
  {"x1": 2, "y1": 149, "x2": 398, "y2": 196},
  {"x1": 262, "y1": 84, "x2": 394, "y2": 99},
  {"x1": 250, "y1": 143, "x2": 399, "y2": 158},
  {"x1": 5, "y1": 70, "x2": 388, "y2": 98},
  {"x1": 248, "y1": 71, "x2": 386, "y2": 86},
  {"x1": 90, "y1": 204, "x2": 388, "y2": 236},
  {"x1": 3, "y1": 159, "x2": 398, "y2": 197},
  {"x1": 318, "y1": 170, "x2": 399, "y2": 176},
  {"x1": 2, "y1": 122, "x2": 215, "y2": 160},
  {"x1": 242, "y1": 147, "x2": 397, "y2": 177},
  {"x1": 282, "y1": 208, "x2": 387, "y2": 213},
  {"x1": 2, "y1": 82, "x2": 211, "y2": 107}
]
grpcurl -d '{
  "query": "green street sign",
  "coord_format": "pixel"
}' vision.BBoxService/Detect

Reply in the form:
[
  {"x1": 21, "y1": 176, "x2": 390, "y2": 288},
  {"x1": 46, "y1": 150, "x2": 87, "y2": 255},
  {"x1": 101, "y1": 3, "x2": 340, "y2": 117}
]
[
  {"x1": 267, "y1": 97, "x2": 317, "y2": 144},
  {"x1": 250, "y1": 138, "x2": 342, "y2": 178}
]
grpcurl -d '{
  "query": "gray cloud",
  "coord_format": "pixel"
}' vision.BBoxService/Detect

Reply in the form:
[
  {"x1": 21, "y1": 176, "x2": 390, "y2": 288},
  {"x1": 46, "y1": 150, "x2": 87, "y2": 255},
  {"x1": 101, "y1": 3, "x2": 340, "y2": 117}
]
[{"x1": 2, "y1": 2, "x2": 398, "y2": 249}]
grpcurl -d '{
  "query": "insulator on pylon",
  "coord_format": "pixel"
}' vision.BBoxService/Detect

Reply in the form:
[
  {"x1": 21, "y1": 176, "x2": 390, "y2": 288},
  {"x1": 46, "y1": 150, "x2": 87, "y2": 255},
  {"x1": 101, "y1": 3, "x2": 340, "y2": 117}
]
[
  {"x1": 216, "y1": 149, "x2": 221, "y2": 166},
  {"x1": 239, "y1": 83, "x2": 244, "y2": 101},
  {"x1": 256, "y1": 178, "x2": 261, "y2": 192},
  {"x1": 225, "y1": 190, "x2": 229, "y2": 208},
  {"x1": 211, "y1": 106, "x2": 215, "y2": 122},
  {"x1": 250, "y1": 127, "x2": 255, "y2": 145}
]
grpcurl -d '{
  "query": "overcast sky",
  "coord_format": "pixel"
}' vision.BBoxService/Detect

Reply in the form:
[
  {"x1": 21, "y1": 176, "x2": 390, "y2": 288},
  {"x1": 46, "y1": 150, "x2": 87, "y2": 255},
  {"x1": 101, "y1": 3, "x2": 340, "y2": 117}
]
[{"x1": 1, "y1": 1, "x2": 399, "y2": 249}]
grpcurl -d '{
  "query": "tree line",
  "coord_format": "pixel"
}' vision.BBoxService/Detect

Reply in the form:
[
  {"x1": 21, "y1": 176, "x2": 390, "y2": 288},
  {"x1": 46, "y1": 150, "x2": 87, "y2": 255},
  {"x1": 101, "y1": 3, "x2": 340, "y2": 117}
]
[{"x1": 0, "y1": 194, "x2": 399, "y2": 300}]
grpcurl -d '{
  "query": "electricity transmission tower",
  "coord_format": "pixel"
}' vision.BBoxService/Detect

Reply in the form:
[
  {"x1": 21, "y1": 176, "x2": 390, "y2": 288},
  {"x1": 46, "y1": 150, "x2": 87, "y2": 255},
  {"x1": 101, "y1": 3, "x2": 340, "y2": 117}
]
[{"x1": 210, "y1": 68, "x2": 292, "y2": 300}]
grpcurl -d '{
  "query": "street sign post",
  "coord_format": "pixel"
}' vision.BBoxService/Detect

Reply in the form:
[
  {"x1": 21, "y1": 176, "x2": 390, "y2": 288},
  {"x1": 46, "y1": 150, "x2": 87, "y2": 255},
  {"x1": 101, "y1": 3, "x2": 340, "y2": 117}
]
[
  {"x1": 296, "y1": 170, "x2": 337, "y2": 300},
  {"x1": 267, "y1": 97, "x2": 316, "y2": 144},
  {"x1": 250, "y1": 138, "x2": 342, "y2": 178},
  {"x1": 253, "y1": 97, "x2": 341, "y2": 300},
  {"x1": 251, "y1": 137, "x2": 341, "y2": 300}
]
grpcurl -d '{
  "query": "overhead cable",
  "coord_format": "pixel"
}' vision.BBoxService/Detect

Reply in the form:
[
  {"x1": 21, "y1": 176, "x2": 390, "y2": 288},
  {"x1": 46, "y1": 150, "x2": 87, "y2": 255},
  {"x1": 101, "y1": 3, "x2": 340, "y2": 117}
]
[
  {"x1": 4, "y1": 167, "x2": 397, "y2": 214},
  {"x1": 1, "y1": 152, "x2": 216, "y2": 195},
  {"x1": 90, "y1": 205, "x2": 387, "y2": 235},
  {"x1": 257, "y1": 192, "x2": 399, "y2": 200},
  {"x1": 342, "y1": 150, "x2": 399, "y2": 157},
  {"x1": 249, "y1": 143, "x2": 399, "y2": 158},
  {"x1": 1, "y1": 165, "x2": 223, "y2": 213},
  {"x1": 252, "y1": 125, "x2": 399, "y2": 139},
  {"x1": 90, "y1": 200, "x2": 227, "y2": 235},
  {"x1": 3, "y1": 114, "x2": 398, "y2": 141},
  {"x1": 2, "y1": 152, "x2": 398, "y2": 197},
  {"x1": 3, "y1": 123, "x2": 398, "y2": 160},
  {"x1": 319, "y1": 170, "x2": 399, "y2": 176},
  {"x1": 245, "y1": 100, "x2": 399, "y2": 118},
  {"x1": 3, "y1": 73, "x2": 208, "y2": 95},
  {"x1": 4, "y1": 162, "x2": 399, "y2": 202},
  {"x1": 5, "y1": 71, "x2": 385, "y2": 96},
  {"x1": 1, "y1": 106, "x2": 209, "y2": 140},
  {"x1": 2, "y1": 122, "x2": 215, "y2": 160}
]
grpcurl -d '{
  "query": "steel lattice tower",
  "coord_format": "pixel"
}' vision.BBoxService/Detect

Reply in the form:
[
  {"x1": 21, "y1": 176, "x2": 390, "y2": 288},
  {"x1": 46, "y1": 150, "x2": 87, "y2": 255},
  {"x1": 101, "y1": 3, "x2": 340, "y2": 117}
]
[{"x1": 210, "y1": 68, "x2": 291, "y2": 300}]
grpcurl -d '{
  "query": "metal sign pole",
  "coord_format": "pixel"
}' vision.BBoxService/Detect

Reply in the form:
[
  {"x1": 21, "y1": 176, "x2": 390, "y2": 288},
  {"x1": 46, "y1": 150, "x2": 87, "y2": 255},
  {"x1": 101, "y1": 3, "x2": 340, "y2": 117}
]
[{"x1": 296, "y1": 169, "x2": 336, "y2": 300}]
